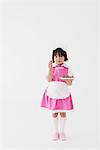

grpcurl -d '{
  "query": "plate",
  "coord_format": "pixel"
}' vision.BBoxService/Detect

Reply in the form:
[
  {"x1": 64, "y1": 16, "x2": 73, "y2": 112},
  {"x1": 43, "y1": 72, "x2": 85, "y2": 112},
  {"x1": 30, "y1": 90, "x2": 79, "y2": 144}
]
[{"x1": 60, "y1": 77, "x2": 74, "y2": 80}]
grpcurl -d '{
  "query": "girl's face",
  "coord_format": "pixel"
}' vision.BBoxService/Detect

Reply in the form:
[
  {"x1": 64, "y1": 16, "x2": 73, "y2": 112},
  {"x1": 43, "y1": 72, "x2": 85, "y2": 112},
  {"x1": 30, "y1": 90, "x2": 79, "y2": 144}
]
[{"x1": 54, "y1": 54, "x2": 65, "y2": 64}]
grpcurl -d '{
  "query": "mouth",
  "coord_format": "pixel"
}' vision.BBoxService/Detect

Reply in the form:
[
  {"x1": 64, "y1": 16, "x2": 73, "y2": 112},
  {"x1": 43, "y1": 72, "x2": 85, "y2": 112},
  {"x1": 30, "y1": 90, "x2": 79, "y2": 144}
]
[{"x1": 57, "y1": 61, "x2": 63, "y2": 65}]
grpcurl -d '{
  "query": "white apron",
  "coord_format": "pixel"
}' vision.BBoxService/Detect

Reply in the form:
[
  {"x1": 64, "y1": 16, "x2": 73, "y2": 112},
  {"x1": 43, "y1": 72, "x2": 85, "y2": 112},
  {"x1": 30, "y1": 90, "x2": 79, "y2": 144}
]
[{"x1": 46, "y1": 81, "x2": 70, "y2": 99}]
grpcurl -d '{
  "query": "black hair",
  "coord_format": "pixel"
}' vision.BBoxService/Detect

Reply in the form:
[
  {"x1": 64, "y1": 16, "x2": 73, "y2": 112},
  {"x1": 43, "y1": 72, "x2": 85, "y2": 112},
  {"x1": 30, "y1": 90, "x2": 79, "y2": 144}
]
[{"x1": 52, "y1": 48, "x2": 68, "y2": 63}]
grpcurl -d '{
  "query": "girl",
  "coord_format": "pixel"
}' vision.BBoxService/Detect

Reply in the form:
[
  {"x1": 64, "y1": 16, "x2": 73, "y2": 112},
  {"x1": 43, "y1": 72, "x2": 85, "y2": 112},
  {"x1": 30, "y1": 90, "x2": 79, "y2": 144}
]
[{"x1": 41, "y1": 48, "x2": 74, "y2": 140}]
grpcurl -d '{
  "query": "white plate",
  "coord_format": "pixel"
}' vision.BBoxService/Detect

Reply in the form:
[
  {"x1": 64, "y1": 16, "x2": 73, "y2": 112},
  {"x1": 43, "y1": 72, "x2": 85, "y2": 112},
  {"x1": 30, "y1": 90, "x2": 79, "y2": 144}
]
[{"x1": 60, "y1": 77, "x2": 74, "y2": 80}]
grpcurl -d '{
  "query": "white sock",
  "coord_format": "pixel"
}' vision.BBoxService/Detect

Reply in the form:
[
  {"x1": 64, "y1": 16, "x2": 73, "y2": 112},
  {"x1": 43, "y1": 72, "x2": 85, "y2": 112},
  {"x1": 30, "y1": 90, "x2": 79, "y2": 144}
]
[
  {"x1": 52, "y1": 117, "x2": 59, "y2": 133},
  {"x1": 60, "y1": 117, "x2": 66, "y2": 133}
]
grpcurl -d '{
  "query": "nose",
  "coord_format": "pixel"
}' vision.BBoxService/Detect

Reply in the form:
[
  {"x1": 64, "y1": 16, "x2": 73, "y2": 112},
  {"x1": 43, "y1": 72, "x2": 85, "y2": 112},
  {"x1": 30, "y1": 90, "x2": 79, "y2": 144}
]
[{"x1": 57, "y1": 56, "x2": 60, "y2": 60}]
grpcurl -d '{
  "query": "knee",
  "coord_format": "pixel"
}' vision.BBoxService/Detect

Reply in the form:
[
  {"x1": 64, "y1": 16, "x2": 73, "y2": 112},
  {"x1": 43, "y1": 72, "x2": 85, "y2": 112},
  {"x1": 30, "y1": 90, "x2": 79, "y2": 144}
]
[
  {"x1": 52, "y1": 112, "x2": 58, "y2": 118},
  {"x1": 60, "y1": 112, "x2": 66, "y2": 118}
]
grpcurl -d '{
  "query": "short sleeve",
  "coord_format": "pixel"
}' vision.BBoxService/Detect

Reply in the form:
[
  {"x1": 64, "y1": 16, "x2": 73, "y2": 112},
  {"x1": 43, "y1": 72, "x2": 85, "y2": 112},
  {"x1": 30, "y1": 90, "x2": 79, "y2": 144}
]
[{"x1": 68, "y1": 67, "x2": 74, "y2": 76}]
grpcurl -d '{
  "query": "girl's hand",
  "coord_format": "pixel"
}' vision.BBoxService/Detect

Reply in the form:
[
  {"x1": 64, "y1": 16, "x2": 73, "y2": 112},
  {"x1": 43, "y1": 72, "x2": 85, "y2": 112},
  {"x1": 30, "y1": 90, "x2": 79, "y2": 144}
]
[
  {"x1": 65, "y1": 79, "x2": 73, "y2": 86},
  {"x1": 47, "y1": 61, "x2": 53, "y2": 82},
  {"x1": 48, "y1": 60, "x2": 53, "y2": 70}
]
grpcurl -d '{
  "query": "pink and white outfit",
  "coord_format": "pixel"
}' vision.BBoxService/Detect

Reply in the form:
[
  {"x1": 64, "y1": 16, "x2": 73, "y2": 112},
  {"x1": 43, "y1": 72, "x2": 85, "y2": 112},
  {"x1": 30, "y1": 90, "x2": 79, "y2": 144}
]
[{"x1": 41, "y1": 63, "x2": 74, "y2": 112}]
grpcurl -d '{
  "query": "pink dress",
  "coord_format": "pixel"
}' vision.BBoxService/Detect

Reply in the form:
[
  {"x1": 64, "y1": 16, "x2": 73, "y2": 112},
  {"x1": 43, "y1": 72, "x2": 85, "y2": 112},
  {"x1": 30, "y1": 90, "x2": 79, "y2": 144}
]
[{"x1": 41, "y1": 63, "x2": 74, "y2": 111}]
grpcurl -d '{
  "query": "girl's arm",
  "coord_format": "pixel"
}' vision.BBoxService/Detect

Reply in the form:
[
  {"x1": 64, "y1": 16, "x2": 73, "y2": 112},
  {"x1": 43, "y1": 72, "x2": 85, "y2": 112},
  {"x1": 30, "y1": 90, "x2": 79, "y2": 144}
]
[{"x1": 47, "y1": 61, "x2": 53, "y2": 82}]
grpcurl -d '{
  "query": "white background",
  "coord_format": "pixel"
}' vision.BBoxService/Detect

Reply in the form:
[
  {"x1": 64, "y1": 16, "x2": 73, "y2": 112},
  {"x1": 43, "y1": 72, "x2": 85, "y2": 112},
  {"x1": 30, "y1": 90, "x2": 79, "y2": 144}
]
[{"x1": 0, "y1": 0, "x2": 98, "y2": 150}]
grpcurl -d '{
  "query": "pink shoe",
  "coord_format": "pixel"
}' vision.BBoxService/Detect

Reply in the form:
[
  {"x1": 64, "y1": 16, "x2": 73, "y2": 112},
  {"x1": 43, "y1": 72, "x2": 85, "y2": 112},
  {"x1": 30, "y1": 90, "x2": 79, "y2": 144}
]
[
  {"x1": 59, "y1": 132, "x2": 67, "y2": 140},
  {"x1": 52, "y1": 132, "x2": 59, "y2": 140}
]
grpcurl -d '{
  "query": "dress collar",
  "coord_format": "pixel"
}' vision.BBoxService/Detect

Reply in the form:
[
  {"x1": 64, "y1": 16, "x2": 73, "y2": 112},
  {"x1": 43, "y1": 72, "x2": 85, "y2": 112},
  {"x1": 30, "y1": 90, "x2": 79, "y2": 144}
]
[{"x1": 53, "y1": 63, "x2": 67, "y2": 67}]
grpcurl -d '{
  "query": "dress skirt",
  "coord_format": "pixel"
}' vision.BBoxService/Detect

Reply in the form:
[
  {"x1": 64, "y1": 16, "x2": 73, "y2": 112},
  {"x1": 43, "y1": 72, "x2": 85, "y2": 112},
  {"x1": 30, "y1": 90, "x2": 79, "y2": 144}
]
[{"x1": 41, "y1": 81, "x2": 74, "y2": 111}]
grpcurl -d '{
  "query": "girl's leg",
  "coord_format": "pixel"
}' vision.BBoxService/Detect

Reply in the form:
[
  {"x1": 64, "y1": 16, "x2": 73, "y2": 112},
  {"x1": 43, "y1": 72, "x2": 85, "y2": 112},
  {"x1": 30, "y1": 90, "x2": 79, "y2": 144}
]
[
  {"x1": 59, "y1": 112, "x2": 67, "y2": 140},
  {"x1": 52, "y1": 112, "x2": 59, "y2": 140}
]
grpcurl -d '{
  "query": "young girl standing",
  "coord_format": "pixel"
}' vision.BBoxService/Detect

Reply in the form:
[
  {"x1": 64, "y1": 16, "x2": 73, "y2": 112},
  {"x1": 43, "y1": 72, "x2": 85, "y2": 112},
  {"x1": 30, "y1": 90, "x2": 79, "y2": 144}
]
[{"x1": 41, "y1": 48, "x2": 74, "y2": 140}]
